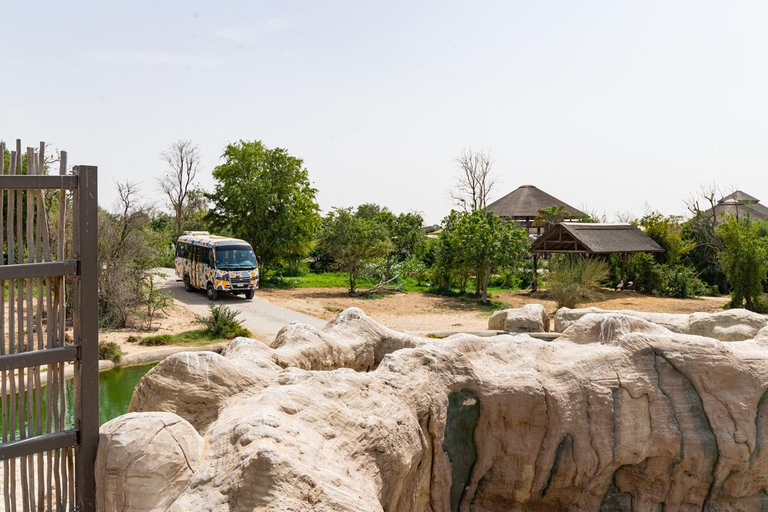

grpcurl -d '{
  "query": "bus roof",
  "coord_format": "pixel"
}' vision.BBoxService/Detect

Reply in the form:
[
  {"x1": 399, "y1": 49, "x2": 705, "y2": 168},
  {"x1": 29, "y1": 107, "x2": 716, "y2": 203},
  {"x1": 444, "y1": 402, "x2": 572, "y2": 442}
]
[{"x1": 177, "y1": 232, "x2": 252, "y2": 248}]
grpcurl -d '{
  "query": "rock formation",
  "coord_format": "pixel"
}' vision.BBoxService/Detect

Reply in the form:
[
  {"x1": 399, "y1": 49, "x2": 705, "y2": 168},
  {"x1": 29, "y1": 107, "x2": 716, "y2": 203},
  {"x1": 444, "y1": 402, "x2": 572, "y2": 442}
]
[
  {"x1": 99, "y1": 307, "x2": 768, "y2": 511},
  {"x1": 487, "y1": 304, "x2": 549, "y2": 332},
  {"x1": 554, "y1": 306, "x2": 768, "y2": 341}
]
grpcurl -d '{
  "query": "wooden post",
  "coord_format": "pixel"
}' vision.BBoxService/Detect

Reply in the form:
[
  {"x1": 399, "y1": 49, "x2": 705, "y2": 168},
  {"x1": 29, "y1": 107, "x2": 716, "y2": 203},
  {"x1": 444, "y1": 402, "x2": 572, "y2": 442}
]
[
  {"x1": 73, "y1": 165, "x2": 98, "y2": 512},
  {"x1": 620, "y1": 253, "x2": 627, "y2": 285},
  {"x1": 532, "y1": 253, "x2": 539, "y2": 292}
]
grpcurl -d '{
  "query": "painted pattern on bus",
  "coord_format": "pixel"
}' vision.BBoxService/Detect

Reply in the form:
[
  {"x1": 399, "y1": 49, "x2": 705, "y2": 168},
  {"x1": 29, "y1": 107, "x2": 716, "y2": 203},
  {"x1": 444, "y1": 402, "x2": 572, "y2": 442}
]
[{"x1": 174, "y1": 232, "x2": 259, "y2": 292}]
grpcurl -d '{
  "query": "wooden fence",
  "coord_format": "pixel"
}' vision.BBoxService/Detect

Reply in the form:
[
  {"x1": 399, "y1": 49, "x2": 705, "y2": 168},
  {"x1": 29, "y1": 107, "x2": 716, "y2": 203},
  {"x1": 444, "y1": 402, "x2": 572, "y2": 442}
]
[{"x1": 0, "y1": 140, "x2": 98, "y2": 512}]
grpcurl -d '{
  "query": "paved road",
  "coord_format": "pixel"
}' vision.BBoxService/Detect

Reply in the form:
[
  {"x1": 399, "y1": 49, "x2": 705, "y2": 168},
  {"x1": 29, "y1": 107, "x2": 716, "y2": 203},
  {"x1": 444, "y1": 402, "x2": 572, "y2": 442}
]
[{"x1": 156, "y1": 268, "x2": 326, "y2": 341}]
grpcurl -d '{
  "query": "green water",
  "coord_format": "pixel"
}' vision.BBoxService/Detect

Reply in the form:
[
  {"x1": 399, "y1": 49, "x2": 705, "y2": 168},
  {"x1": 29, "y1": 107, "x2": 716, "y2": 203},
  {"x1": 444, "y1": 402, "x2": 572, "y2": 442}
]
[
  {"x1": 5, "y1": 363, "x2": 157, "y2": 438},
  {"x1": 64, "y1": 362, "x2": 158, "y2": 427}
]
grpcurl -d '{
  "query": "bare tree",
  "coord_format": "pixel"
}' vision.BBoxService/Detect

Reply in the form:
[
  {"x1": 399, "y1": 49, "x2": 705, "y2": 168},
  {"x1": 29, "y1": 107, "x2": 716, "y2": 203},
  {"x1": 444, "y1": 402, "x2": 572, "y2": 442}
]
[
  {"x1": 159, "y1": 139, "x2": 201, "y2": 238},
  {"x1": 451, "y1": 148, "x2": 496, "y2": 211}
]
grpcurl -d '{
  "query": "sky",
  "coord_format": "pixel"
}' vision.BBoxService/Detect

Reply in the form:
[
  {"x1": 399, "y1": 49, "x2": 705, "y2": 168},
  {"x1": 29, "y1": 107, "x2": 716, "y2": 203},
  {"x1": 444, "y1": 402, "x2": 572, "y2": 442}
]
[{"x1": 2, "y1": 1, "x2": 767, "y2": 225}]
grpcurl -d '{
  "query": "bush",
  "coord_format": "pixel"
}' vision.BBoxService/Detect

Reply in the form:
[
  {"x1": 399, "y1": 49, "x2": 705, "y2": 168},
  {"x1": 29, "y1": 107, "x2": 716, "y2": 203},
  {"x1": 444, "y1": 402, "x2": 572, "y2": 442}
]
[
  {"x1": 230, "y1": 326, "x2": 253, "y2": 339},
  {"x1": 665, "y1": 265, "x2": 709, "y2": 298},
  {"x1": 138, "y1": 334, "x2": 172, "y2": 346},
  {"x1": 98, "y1": 341, "x2": 123, "y2": 363},
  {"x1": 546, "y1": 255, "x2": 609, "y2": 309},
  {"x1": 627, "y1": 253, "x2": 667, "y2": 295},
  {"x1": 197, "y1": 304, "x2": 245, "y2": 338}
]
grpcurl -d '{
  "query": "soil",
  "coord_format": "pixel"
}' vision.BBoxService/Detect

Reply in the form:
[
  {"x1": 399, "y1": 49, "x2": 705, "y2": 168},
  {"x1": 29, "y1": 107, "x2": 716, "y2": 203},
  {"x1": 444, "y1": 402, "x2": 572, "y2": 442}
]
[{"x1": 257, "y1": 287, "x2": 732, "y2": 334}]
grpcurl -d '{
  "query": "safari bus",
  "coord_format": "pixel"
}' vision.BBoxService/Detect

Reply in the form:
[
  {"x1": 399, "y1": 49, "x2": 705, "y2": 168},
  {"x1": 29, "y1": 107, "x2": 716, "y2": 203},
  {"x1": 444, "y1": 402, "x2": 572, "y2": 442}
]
[{"x1": 175, "y1": 231, "x2": 259, "y2": 301}]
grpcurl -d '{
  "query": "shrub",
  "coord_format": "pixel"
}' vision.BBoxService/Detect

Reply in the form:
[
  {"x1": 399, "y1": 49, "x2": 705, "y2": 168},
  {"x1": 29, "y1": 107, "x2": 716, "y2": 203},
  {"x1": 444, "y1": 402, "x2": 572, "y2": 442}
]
[
  {"x1": 230, "y1": 326, "x2": 253, "y2": 339},
  {"x1": 717, "y1": 216, "x2": 768, "y2": 313},
  {"x1": 665, "y1": 265, "x2": 709, "y2": 298},
  {"x1": 627, "y1": 253, "x2": 667, "y2": 295},
  {"x1": 546, "y1": 255, "x2": 609, "y2": 309},
  {"x1": 98, "y1": 341, "x2": 123, "y2": 363},
  {"x1": 138, "y1": 334, "x2": 172, "y2": 346},
  {"x1": 197, "y1": 304, "x2": 245, "y2": 338}
]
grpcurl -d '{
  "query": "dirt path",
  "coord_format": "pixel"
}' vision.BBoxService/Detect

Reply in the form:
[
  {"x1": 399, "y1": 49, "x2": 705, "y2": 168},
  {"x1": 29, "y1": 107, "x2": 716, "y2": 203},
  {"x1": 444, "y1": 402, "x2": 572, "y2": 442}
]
[{"x1": 258, "y1": 287, "x2": 731, "y2": 334}]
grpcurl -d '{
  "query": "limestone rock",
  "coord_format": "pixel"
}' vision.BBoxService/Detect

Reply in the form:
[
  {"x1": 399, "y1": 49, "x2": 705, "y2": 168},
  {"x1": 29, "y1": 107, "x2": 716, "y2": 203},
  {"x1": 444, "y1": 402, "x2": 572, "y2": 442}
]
[
  {"x1": 95, "y1": 412, "x2": 203, "y2": 512},
  {"x1": 105, "y1": 308, "x2": 768, "y2": 511},
  {"x1": 488, "y1": 303, "x2": 549, "y2": 332},
  {"x1": 554, "y1": 306, "x2": 768, "y2": 341}
]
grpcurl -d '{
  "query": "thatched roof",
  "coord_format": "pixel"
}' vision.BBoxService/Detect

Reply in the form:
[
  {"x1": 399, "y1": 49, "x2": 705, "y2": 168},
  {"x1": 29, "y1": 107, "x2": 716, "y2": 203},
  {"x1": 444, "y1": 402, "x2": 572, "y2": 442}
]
[
  {"x1": 531, "y1": 223, "x2": 664, "y2": 254},
  {"x1": 486, "y1": 185, "x2": 585, "y2": 219},
  {"x1": 706, "y1": 190, "x2": 768, "y2": 220}
]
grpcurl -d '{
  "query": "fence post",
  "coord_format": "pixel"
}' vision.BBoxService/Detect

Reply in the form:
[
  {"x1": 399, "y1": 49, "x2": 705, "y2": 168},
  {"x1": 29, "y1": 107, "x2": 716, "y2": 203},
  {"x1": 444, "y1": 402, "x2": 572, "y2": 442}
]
[{"x1": 73, "y1": 165, "x2": 98, "y2": 512}]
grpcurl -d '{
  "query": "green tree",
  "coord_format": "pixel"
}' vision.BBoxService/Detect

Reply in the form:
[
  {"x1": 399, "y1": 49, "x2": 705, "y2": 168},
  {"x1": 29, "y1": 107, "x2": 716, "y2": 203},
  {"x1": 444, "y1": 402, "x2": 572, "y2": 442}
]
[
  {"x1": 375, "y1": 208, "x2": 425, "y2": 280},
  {"x1": 206, "y1": 141, "x2": 321, "y2": 272},
  {"x1": 533, "y1": 205, "x2": 569, "y2": 228},
  {"x1": 636, "y1": 212, "x2": 691, "y2": 265},
  {"x1": 317, "y1": 206, "x2": 394, "y2": 293},
  {"x1": 434, "y1": 210, "x2": 528, "y2": 302},
  {"x1": 716, "y1": 216, "x2": 768, "y2": 312}
]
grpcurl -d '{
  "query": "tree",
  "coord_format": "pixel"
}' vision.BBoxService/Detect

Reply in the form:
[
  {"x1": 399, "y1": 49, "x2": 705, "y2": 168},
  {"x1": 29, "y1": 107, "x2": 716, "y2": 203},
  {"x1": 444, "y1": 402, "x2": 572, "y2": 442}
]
[
  {"x1": 451, "y1": 148, "x2": 496, "y2": 211},
  {"x1": 533, "y1": 206, "x2": 569, "y2": 228},
  {"x1": 98, "y1": 182, "x2": 160, "y2": 327},
  {"x1": 317, "y1": 206, "x2": 394, "y2": 294},
  {"x1": 159, "y1": 139, "x2": 201, "y2": 239},
  {"x1": 716, "y1": 216, "x2": 768, "y2": 312},
  {"x1": 207, "y1": 140, "x2": 321, "y2": 272},
  {"x1": 433, "y1": 210, "x2": 528, "y2": 302}
]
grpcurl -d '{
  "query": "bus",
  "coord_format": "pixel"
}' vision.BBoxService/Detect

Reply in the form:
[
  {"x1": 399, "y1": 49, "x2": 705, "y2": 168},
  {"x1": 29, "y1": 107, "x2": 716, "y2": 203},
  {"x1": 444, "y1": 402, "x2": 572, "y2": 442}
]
[{"x1": 175, "y1": 231, "x2": 259, "y2": 301}]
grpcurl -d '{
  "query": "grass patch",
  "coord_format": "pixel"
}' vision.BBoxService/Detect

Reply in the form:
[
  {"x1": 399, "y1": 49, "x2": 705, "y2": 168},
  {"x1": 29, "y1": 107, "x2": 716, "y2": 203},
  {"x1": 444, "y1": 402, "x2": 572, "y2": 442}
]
[
  {"x1": 138, "y1": 329, "x2": 235, "y2": 347},
  {"x1": 323, "y1": 305, "x2": 344, "y2": 313},
  {"x1": 98, "y1": 341, "x2": 123, "y2": 363}
]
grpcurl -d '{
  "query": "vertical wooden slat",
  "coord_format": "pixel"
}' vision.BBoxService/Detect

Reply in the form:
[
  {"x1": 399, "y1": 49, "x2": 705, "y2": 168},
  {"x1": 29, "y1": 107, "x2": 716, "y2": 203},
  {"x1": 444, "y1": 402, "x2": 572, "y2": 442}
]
[
  {"x1": 34, "y1": 142, "x2": 46, "y2": 512},
  {"x1": 55, "y1": 152, "x2": 67, "y2": 511},
  {"x1": 7, "y1": 149, "x2": 17, "y2": 512},
  {"x1": 0, "y1": 142, "x2": 8, "y2": 512},
  {"x1": 16, "y1": 140, "x2": 31, "y2": 512},
  {"x1": 25, "y1": 146, "x2": 37, "y2": 512},
  {"x1": 74, "y1": 166, "x2": 98, "y2": 512}
]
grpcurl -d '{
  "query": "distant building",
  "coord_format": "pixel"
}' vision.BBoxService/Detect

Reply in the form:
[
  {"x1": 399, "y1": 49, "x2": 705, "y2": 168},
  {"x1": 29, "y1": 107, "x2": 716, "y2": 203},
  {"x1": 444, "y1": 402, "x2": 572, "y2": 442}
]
[
  {"x1": 705, "y1": 190, "x2": 768, "y2": 222},
  {"x1": 486, "y1": 184, "x2": 585, "y2": 236}
]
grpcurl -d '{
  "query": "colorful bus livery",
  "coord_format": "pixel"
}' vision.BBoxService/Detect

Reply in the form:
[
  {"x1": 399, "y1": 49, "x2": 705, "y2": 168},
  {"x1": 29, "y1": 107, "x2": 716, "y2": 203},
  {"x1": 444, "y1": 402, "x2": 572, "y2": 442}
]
[{"x1": 175, "y1": 231, "x2": 259, "y2": 301}]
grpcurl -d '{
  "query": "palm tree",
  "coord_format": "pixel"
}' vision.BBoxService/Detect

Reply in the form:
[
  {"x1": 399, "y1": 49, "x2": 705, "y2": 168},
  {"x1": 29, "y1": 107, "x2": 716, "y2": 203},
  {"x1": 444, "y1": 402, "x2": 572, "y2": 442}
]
[{"x1": 533, "y1": 206, "x2": 569, "y2": 228}]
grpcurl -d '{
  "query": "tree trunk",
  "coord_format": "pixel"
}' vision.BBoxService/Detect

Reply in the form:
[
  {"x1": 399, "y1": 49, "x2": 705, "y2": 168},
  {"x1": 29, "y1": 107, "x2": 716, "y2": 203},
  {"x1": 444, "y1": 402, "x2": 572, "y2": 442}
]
[
  {"x1": 480, "y1": 266, "x2": 492, "y2": 303},
  {"x1": 349, "y1": 262, "x2": 357, "y2": 294}
]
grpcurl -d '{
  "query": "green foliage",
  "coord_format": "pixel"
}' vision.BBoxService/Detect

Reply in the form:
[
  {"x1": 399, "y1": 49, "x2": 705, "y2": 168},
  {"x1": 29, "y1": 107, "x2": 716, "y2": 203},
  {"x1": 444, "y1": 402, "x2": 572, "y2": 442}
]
[
  {"x1": 636, "y1": 212, "x2": 691, "y2": 265},
  {"x1": 316, "y1": 206, "x2": 395, "y2": 293},
  {"x1": 207, "y1": 140, "x2": 321, "y2": 272},
  {"x1": 546, "y1": 255, "x2": 609, "y2": 309},
  {"x1": 627, "y1": 253, "x2": 667, "y2": 295},
  {"x1": 716, "y1": 216, "x2": 768, "y2": 312},
  {"x1": 666, "y1": 265, "x2": 709, "y2": 299},
  {"x1": 98, "y1": 341, "x2": 123, "y2": 363},
  {"x1": 196, "y1": 304, "x2": 246, "y2": 338},
  {"x1": 533, "y1": 205, "x2": 569, "y2": 228},
  {"x1": 432, "y1": 210, "x2": 529, "y2": 302},
  {"x1": 138, "y1": 334, "x2": 172, "y2": 346}
]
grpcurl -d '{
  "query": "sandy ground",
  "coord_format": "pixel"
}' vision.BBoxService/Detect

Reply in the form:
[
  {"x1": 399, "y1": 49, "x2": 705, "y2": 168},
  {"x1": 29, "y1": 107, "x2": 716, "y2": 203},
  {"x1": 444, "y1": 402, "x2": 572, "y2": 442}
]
[{"x1": 257, "y1": 287, "x2": 732, "y2": 334}]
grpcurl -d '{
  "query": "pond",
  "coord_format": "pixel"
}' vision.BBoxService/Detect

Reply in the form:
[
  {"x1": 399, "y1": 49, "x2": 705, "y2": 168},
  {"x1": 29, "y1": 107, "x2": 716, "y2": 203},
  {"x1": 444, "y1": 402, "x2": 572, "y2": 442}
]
[
  {"x1": 6, "y1": 362, "x2": 158, "y2": 437},
  {"x1": 65, "y1": 362, "x2": 158, "y2": 427}
]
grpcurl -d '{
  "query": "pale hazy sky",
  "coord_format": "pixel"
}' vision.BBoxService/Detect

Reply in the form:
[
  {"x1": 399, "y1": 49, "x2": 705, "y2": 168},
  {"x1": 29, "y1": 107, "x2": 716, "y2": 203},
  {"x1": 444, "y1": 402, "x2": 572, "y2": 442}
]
[{"x1": 3, "y1": 1, "x2": 767, "y2": 224}]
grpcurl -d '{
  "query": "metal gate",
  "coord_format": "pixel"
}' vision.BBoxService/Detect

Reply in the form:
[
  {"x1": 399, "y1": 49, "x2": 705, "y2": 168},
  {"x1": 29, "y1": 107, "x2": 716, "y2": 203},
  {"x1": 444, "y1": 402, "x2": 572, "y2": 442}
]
[{"x1": 0, "y1": 140, "x2": 98, "y2": 512}]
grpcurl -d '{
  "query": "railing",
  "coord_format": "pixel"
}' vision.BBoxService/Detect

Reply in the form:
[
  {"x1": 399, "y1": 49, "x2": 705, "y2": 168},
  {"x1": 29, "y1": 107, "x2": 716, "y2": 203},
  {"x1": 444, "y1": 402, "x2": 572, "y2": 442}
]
[{"x1": 0, "y1": 140, "x2": 98, "y2": 512}]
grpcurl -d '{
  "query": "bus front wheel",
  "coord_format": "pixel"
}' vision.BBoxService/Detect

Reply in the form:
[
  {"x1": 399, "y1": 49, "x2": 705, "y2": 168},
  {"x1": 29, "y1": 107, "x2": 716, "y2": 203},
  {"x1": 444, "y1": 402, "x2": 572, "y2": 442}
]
[
  {"x1": 206, "y1": 283, "x2": 218, "y2": 301},
  {"x1": 245, "y1": 289, "x2": 255, "y2": 300},
  {"x1": 184, "y1": 276, "x2": 194, "y2": 292}
]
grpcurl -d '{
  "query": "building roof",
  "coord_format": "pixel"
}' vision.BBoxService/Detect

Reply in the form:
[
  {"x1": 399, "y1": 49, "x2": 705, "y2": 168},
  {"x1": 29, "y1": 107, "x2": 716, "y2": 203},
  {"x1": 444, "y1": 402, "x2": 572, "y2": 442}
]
[
  {"x1": 531, "y1": 223, "x2": 664, "y2": 254},
  {"x1": 705, "y1": 190, "x2": 768, "y2": 221},
  {"x1": 486, "y1": 185, "x2": 585, "y2": 219}
]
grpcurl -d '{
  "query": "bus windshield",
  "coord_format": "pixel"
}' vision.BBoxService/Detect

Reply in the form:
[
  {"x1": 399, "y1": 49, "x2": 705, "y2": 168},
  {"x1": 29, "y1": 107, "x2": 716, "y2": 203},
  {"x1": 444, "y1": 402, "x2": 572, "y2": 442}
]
[{"x1": 215, "y1": 245, "x2": 257, "y2": 270}]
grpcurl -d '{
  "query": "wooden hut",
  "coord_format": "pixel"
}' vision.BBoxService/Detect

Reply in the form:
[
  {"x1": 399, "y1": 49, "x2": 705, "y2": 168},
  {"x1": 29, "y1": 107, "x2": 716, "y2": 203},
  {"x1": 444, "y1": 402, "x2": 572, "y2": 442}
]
[
  {"x1": 530, "y1": 223, "x2": 664, "y2": 290},
  {"x1": 486, "y1": 185, "x2": 585, "y2": 236},
  {"x1": 705, "y1": 190, "x2": 768, "y2": 222}
]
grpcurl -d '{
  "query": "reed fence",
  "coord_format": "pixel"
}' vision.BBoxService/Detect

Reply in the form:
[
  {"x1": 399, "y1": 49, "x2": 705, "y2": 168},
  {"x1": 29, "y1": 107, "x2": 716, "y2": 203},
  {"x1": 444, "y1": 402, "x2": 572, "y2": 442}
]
[{"x1": 0, "y1": 139, "x2": 98, "y2": 512}]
